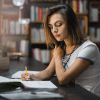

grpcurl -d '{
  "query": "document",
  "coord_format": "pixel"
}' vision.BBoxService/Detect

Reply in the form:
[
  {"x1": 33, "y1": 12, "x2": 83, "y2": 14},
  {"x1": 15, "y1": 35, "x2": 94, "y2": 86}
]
[
  {"x1": 11, "y1": 71, "x2": 40, "y2": 78},
  {"x1": 0, "y1": 76, "x2": 57, "y2": 89},
  {"x1": 0, "y1": 91, "x2": 63, "y2": 99}
]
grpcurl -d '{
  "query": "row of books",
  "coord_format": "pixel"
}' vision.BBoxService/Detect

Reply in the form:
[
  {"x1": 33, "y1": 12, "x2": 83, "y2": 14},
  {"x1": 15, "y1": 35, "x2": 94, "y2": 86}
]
[
  {"x1": 31, "y1": 19, "x2": 85, "y2": 42},
  {"x1": 90, "y1": 7, "x2": 100, "y2": 22},
  {"x1": 1, "y1": 19, "x2": 28, "y2": 35},
  {"x1": 30, "y1": 6, "x2": 48, "y2": 21},
  {"x1": 7, "y1": 40, "x2": 29, "y2": 55},
  {"x1": 65, "y1": 0, "x2": 88, "y2": 13},
  {"x1": 89, "y1": 27, "x2": 100, "y2": 41},
  {"x1": 31, "y1": 28, "x2": 45, "y2": 42},
  {"x1": 32, "y1": 0, "x2": 58, "y2": 1},
  {"x1": 32, "y1": 48, "x2": 51, "y2": 64}
]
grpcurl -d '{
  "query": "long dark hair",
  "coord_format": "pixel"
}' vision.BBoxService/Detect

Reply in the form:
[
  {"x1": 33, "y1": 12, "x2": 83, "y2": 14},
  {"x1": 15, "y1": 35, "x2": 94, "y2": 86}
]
[{"x1": 43, "y1": 4, "x2": 89, "y2": 49}]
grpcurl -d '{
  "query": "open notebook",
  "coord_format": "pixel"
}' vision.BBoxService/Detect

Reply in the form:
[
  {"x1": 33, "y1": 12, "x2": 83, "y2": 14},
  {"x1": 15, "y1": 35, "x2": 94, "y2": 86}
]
[
  {"x1": 0, "y1": 76, "x2": 57, "y2": 89},
  {"x1": 11, "y1": 71, "x2": 56, "y2": 79}
]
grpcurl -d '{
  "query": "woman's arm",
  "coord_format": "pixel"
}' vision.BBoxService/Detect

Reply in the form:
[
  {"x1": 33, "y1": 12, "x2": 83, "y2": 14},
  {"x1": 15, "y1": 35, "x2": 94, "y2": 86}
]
[
  {"x1": 32, "y1": 56, "x2": 56, "y2": 80},
  {"x1": 21, "y1": 56, "x2": 56, "y2": 81},
  {"x1": 55, "y1": 56, "x2": 90, "y2": 85},
  {"x1": 53, "y1": 46, "x2": 91, "y2": 85}
]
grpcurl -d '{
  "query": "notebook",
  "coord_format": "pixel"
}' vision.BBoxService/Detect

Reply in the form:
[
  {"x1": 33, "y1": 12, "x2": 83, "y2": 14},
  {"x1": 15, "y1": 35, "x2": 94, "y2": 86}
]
[
  {"x1": 11, "y1": 71, "x2": 40, "y2": 78},
  {"x1": 0, "y1": 76, "x2": 57, "y2": 89}
]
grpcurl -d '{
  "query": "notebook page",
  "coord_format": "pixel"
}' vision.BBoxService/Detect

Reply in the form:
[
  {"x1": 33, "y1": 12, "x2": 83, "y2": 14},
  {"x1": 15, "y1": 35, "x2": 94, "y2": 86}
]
[
  {"x1": 0, "y1": 76, "x2": 21, "y2": 83},
  {"x1": 0, "y1": 76, "x2": 57, "y2": 89},
  {"x1": 0, "y1": 76, "x2": 10, "y2": 82},
  {"x1": 11, "y1": 71, "x2": 40, "y2": 78},
  {"x1": 21, "y1": 81, "x2": 57, "y2": 88}
]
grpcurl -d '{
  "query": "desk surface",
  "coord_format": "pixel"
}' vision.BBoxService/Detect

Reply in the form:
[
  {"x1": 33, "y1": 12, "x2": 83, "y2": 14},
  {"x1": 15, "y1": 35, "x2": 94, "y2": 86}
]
[{"x1": 0, "y1": 58, "x2": 100, "y2": 100}]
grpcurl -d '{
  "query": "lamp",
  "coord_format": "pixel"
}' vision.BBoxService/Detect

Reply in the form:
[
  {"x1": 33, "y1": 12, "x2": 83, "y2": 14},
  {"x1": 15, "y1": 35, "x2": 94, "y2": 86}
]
[
  {"x1": 12, "y1": 0, "x2": 30, "y2": 24},
  {"x1": 13, "y1": 0, "x2": 25, "y2": 6}
]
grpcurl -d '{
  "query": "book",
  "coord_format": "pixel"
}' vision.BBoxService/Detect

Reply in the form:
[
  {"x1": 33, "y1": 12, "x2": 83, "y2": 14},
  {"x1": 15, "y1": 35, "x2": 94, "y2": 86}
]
[
  {"x1": 20, "y1": 40, "x2": 29, "y2": 55},
  {"x1": 0, "y1": 76, "x2": 57, "y2": 89},
  {"x1": 33, "y1": 48, "x2": 50, "y2": 63}
]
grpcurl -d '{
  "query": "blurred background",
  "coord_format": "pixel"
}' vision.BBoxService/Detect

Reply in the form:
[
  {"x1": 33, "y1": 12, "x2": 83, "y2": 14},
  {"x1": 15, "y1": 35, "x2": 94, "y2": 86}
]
[{"x1": 0, "y1": 0, "x2": 99, "y2": 65}]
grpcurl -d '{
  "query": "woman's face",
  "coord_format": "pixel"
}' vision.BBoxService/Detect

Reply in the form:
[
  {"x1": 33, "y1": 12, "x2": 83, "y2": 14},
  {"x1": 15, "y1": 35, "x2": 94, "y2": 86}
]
[{"x1": 48, "y1": 13, "x2": 69, "y2": 42}]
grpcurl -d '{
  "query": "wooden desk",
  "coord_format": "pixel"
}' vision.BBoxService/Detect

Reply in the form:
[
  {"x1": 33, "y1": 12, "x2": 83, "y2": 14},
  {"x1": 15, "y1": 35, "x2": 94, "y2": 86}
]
[{"x1": 0, "y1": 58, "x2": 100, "y2": 100}]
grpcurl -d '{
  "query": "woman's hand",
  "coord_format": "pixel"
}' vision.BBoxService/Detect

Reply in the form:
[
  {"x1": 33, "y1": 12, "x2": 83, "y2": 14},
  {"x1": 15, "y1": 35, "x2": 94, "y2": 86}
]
[
  {"x1": 21, "y1": 73, "x2": 41, "y2": 81},
  {"x1": 53, "y1": 46, "x2": 64, "y2": 59}
]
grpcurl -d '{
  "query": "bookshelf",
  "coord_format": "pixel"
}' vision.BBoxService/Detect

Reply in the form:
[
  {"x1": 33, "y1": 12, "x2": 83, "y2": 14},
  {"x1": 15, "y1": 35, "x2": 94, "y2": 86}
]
[
  {"x1": 88, "y1": 0, "x2": 100, "y2": 50},
  {"x1": 29, "y1": 0, "x2": 59, "y2": 64},
  {"x1": 31, "y1": 0, "x2": 58, "y2": 2},
  {"x1": 29, "y1": 0, "x2": 88, "y2": 64},
  {"x1": 0, "y1": 0, "x2": 29, "y2": 58}
]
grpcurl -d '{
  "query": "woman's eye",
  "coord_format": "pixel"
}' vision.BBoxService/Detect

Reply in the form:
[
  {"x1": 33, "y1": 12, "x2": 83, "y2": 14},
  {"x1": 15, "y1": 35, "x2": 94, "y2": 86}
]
[{"x1": 56, "y1": 23, "x2": 62, "y2": 27}]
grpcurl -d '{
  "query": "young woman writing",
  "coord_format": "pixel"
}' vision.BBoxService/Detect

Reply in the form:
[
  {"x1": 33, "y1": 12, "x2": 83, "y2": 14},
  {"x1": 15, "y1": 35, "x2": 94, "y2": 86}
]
[{"x1": 21, "y1": 4, "x2": 100, "y2": 91}]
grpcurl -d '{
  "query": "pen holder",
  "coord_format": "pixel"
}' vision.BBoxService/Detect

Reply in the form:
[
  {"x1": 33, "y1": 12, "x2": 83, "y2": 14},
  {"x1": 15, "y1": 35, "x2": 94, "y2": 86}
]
[{"x1": 0, "y1": 57, "x2": 9, "y2": 70}]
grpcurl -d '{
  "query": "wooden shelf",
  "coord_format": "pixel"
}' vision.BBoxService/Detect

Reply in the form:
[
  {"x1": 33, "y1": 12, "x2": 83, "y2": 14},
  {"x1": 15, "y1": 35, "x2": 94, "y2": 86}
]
[
  {"x1": 8, "y1": 52, "x2": 29, "y2": 60},
  {"x1": 0, "y1": 11, "x2": 19, "y2": 20},
  {"x1": 32, "y1": 42, "x2": 46, "y2": 44},
  {"x1": 30, "y1": 21, "x2": 43, "y2": 23},
  {"x1": 0, "y1": 34, "x2": 28, "y2": 36},
  {"x1": 90, "y1": 2, "x2": 100, "y2": 5},
  {"x1": 31, "y1": 0, "x2": 58, "y2": 2},
  {"x1": 75, "y1": 13, "x2": 88, "y2": 16},
  {"x1": 89, "y1": 21, "x2": 100, "y2": 23},
  {"x1": 8, "y1": 52, "x2": 22, "y2": 56}
]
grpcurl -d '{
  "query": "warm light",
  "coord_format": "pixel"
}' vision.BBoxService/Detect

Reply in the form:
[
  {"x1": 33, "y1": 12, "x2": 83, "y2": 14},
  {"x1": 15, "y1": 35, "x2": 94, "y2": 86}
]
[
  {"x1": 12, "y1": 0, "x2": 30, "y2": 24},
  {"x1": 12, "y1": 0, "x2": 25, "y2": 6},
  {"x1": 19, "y1": 18, "x2": 30, "y2": 24}
]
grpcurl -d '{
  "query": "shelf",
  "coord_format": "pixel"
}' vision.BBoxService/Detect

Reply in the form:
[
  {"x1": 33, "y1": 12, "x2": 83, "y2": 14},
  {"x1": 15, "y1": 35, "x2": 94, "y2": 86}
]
[
  {"x1": 75, "y1": 13, "x2": 88, "y2": 16},
  {"x1": 32, "y1": 42, "x2": 46, "y2": 44},
  {"x1": 30, "y1": 21, "x2": 43, "y2": 23},
  {"x1": 0, "y1": 34, "x2": 28, "y2": 36},
  {"x1": 0, "y1": 11, "x2": 19, "y2": 20},
  {"x1": 89, "y1": 21, "x2": 100, "y2": 23},
  {"x1": 90, "y1": 2, "x2": 100, "y2": 5},
  {"x1": 8, "y1": 52, "x2": 29, "y2": 60},
  {"x1": 31, "y1": 0, "x2": 58, "y2": 2},
  {"x1": 8, "y1": 52, "x2": 22, "y2": 56}
]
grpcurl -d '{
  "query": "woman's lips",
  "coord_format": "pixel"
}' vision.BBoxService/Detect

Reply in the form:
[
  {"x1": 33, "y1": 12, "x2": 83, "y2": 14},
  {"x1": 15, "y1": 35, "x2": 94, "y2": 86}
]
[{"x1": 55, "y1": 34, "x2": 60, "y2": 37}]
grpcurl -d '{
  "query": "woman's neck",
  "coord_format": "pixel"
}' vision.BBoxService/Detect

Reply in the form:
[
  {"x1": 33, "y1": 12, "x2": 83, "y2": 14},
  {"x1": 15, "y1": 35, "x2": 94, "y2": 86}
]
[
  {"x1": 65, "y1": 45, "x2": 78, "y2": 54},
  {"x1": 64, "y1": 39, "x2": 78, "y2": 54}
]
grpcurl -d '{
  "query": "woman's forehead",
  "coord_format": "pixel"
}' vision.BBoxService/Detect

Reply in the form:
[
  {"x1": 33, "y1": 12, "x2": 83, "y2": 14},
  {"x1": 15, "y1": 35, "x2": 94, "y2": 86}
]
[{"x1": 48, "y1": 13, "x2": 64, "y2": 25}]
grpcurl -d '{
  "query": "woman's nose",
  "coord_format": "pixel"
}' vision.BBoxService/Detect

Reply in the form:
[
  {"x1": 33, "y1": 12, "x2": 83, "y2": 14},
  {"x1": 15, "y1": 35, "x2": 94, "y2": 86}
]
[{"x1": 53, "y1": 28, "x2": 58, "y2": 33}]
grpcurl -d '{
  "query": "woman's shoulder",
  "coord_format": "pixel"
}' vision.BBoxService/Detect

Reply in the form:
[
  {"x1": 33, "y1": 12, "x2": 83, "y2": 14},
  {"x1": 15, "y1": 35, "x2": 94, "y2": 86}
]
[
  {"x1": 75, "y1": 40, "x2": 98, "y2": 53},
  {"x1": 80, "y1": 40, "x2": 97, "y2": 48}
]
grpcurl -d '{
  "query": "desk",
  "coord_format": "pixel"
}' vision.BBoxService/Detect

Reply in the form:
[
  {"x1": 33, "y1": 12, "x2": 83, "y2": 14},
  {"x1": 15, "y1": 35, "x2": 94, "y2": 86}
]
[{"x1": 0, "y1": 58, "x2": 100, "y2": 100}]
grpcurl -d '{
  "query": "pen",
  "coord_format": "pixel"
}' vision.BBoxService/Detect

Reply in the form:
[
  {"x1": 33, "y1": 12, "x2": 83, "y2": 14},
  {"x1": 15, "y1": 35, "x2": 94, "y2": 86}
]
[
  {"x1": 31, "y1": 92, "x2": 36, "y2": 94},
  {"x1": 25, "y1": 66, "x2": 28, "y2": 76}
]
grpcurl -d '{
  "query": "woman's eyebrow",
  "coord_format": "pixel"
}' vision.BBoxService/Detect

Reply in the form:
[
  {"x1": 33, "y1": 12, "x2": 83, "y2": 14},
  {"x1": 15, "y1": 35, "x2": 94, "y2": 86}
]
[{"x1": 48, "y1": 20, "x2": 63, "y2": 25}]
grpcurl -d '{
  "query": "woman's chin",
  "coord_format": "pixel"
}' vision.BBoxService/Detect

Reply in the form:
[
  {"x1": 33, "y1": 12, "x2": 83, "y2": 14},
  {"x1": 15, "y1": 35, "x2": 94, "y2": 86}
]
[{"x1": 56, "y1": 38, "x2": 63, "y2": 42}]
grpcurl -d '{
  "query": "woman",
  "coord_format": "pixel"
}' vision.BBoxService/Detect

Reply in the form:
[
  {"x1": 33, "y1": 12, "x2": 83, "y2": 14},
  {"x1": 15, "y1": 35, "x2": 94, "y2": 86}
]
[{"x1": 21, "y1": 4, "x2": 100, "y2": 91}]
